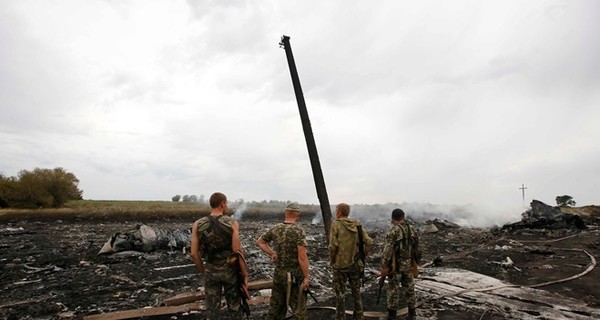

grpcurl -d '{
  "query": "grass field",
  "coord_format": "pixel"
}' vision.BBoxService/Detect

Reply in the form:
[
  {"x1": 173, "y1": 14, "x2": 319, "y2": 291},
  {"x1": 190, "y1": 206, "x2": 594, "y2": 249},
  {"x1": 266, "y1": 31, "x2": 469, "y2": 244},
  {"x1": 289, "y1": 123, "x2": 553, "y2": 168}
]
[
  {"x1": 0, "y1": 200, "x2": 320, "y2": 222},
  {"x1": 0, "y1": 200, "x2": 210, "y2": 221}
]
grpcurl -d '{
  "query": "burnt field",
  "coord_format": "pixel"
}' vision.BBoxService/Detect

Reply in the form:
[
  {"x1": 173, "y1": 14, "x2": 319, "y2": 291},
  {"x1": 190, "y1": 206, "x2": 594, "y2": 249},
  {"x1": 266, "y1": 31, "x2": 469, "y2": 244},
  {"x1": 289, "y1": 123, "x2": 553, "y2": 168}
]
[{"x1": 1, "y1": 211, "x2": 600, "y2": 320}]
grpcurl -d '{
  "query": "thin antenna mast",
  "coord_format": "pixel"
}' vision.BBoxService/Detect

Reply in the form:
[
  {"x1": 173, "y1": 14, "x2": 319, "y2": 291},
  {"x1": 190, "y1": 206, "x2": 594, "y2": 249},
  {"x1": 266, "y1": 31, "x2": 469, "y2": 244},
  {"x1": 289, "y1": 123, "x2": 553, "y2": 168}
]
[
  {"x1": 519, "y1": 184, "x2": 528, "y2": 208},
  {"x1": 279, "y1": 35, "x2": 333, "y2": 243}
]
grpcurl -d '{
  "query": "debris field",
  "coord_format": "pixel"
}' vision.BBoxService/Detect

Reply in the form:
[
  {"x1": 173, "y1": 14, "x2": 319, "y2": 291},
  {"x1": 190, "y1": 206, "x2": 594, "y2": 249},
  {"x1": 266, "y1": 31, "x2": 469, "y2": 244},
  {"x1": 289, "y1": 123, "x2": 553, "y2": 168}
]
[{"x1": 1, "y1": 205, "x2": 599, "y2": 319}]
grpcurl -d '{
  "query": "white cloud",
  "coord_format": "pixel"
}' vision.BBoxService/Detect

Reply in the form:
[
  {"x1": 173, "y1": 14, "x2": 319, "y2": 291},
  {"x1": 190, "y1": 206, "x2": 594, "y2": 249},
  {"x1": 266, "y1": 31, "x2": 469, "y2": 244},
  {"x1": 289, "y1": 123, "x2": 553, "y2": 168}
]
[{"x1": 1, "y1": 0, "x2": 599, "y2": 226}]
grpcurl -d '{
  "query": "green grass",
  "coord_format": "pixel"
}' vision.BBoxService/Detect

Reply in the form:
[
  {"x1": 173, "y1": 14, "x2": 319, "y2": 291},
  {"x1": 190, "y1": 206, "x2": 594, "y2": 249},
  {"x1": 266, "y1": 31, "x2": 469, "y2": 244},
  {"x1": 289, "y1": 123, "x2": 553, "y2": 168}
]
[
  {"x1": 0, "y1": 200, "x2": 320, "y2": 222},
  {"x1": 0, "y1": 200, "x2": 211, "y2": 221}
]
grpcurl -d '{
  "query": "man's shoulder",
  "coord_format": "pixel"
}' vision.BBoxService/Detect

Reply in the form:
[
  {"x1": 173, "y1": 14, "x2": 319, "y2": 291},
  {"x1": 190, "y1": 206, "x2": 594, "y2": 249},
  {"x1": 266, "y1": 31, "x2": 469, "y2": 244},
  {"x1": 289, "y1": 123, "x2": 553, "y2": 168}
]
[
  {"x1": 261, "y1": 222, "x2": 283, "y2": 235},
  {"x1": 195, "y1": 216, "x2": 210, "y2": 226},
  {"x1": 289, "y1": 222, "x2": 305, "y2": 233},
  {"x1": 274, "y1": 222, "x2": 305, "y2": 235},
  {"x1": 196, "y1": 215, "x2": 234, "y2": 229},
  {"x1": 334, "y1": 217, "x2": 359, "y2": 223},
  {"x1": 387, "y1": 224, "x2": 405, "y2": 237},
  {"x1": 220, "y1": 215, "x2": 236, "y2": 225}
]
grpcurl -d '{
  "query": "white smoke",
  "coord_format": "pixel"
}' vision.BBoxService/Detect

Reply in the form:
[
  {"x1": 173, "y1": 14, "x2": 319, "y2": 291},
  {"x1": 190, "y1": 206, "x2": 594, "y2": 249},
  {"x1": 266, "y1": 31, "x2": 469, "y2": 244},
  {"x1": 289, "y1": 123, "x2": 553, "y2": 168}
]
[
  {"x1": 311, "y1": 212, "x2": 323, "y2": 225},
  {"x1": 346, "y1": 202, "x2": 514, "y2": 228},
  {"x1": 233, "y1": 202, "x2": 248, "y2": 221}
]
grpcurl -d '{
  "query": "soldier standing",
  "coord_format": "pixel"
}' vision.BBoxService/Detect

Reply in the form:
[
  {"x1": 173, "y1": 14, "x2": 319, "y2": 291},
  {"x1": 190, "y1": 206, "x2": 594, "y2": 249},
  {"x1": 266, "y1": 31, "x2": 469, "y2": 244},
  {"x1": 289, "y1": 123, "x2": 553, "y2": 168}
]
[
  {"x1": 380, "y1": 208, "x2": 421, "y2": 320},
  {"x1": 191, "y1": 192, "x2": 248, "y2": 320},
  {"x1": 329, "y1": 203, "x2": 373, "y2": 320},
  {"x1": 256, "y1": 202, "x2": 310, "y2": 320}
]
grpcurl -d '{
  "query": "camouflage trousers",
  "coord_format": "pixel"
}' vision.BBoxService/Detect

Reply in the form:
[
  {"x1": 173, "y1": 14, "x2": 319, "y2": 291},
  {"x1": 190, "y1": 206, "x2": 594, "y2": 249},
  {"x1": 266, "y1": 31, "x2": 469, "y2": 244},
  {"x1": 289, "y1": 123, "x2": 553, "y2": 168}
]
[
  {"x1": 204, "y1": 263, "x2": 242, "y2": 320},
  {"x1": 386, "y1": 271, "x2": 415, "y2": 309},
  {"x1": 267, "y1": 271, "x2": 307, "y2": 320},
  {"x1": 332, "y1": 264, "x2": 363, "y2": 320}
]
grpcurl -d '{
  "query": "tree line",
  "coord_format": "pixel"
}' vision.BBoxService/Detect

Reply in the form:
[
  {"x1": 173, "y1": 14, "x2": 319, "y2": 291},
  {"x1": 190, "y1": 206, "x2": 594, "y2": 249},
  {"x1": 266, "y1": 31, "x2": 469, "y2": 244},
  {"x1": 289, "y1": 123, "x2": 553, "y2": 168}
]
[
  {"x1": 0, "y1": 167, "x2": 83, "y2": 208},
  {"x1": 171, "y1": 194, "x2": 206, "y2": 203}
]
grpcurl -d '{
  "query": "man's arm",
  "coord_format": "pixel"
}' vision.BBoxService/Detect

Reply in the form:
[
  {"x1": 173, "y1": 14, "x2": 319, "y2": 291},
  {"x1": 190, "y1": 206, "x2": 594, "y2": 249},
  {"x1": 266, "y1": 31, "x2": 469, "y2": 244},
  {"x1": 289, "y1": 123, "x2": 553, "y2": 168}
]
[
  {"x1": 363, "y1": 228, "x2": 373, "y2": 257},
  {"x1": 256, "y1": 237, "x2": 278, "y2": 263},
  {"x1": 329, "y1": 248, "x2": 337, "y2": 266},
  {"x1": 328, "y1": 223, "x2": 338, "y2": 266},
  {"x1": 190, "y1": 220, "x2": 205, "y2": 273},
  {"x1": 297, "y1": 245, "x2": 309, "y2": 290},
  {"x1": 231, "y1": 220, "x2": 243, "y2": 254},
  {"x1": 231, "y1": 221, "x2": 248, "y2": 288},
  {"x1": 380, "y1": 229, "x2": 394, "y2": 276}
]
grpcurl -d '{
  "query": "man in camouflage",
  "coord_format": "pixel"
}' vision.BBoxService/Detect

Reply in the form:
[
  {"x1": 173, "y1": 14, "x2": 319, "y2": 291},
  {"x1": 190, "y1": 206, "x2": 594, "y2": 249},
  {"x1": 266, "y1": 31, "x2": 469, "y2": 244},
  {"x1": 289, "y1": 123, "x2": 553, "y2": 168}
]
[
  {"x1": 191, "y1": 192, "x2": 248, "y2": 320},
  {"x1": 256, "y1": 202, "x2": 310, "y2": 320},
  {"x1": 380, "y1": 208, "x2": 421, "y2": 320},
  {"x1": 329, "y1": 203, "x2": 373, "y2": 320}
]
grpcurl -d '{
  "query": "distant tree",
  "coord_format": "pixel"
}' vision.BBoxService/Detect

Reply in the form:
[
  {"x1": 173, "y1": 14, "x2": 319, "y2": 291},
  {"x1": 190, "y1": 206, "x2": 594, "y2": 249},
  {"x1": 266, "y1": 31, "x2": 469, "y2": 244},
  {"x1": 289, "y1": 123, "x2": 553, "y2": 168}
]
[
  {"x1": 0, "y1": 173, "x2": 17, "y2": 208},
  {"x1": 182, "y1": 195, "x2": 190, "y2": 202},
  {"x1": 556, "y1": 195, "x2": 576, "y2": 207},
  {"x1": 172, "y1": 195, "x2": 181, "y2": 202},
  {"x1": 4, "y1": 167, "x2": 82, "y2": 208},
  {"x1": 189, "y1": 194, "x2": 198, "y2": 202},
  {"x1": 198, "y1": 194, "x2": 205, "y2": 204}
]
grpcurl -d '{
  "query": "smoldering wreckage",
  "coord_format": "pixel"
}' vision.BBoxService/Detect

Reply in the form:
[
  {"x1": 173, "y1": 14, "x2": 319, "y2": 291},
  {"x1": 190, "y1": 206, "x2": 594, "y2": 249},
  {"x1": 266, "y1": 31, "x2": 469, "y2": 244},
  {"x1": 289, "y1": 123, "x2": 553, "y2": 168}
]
[{"x1": 1, "y1": 200, "x2": 600, "y2": 319}]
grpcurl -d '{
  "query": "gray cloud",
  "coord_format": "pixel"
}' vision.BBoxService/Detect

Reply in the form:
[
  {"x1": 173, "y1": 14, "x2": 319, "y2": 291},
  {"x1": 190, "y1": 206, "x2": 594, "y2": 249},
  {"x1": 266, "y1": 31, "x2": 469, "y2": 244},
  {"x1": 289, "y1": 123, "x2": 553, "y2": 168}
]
[{"x1": 1, "y1": 0, "x2": 599, "y2": 226}]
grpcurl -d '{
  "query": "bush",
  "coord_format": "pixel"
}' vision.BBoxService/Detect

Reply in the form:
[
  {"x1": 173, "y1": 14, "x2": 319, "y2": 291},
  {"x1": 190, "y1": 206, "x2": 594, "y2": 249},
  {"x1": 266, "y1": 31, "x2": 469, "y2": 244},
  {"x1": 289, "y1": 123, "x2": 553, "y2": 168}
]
[
  {"x1": 556, "y1": 195, "x2": 576, "y2": 207},
  {"x1": 0, "y1": 173, "x2": 17, "y2": 208},
  {"x1": 0, "y1": 168, "x2": 83, "y2": 208}
]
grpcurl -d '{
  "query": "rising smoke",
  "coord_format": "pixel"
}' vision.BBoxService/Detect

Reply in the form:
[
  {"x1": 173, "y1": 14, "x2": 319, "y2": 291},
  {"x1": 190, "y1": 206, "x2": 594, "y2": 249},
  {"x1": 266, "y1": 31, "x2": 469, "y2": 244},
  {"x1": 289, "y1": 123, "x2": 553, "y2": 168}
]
[
  {"x1": 231, "y1": 200, "x2": 518, "y2": 228},
  {"x1": 341, "y1": 202, "x2": 516, "y2": 228}
]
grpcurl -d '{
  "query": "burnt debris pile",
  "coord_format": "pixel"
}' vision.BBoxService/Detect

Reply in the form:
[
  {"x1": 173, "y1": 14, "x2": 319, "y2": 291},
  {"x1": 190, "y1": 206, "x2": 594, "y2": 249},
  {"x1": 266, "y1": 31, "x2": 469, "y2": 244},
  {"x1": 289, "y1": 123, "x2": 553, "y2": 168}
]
[{"x1": 502, "y1": 200, "x2": 587, "y2": 231}]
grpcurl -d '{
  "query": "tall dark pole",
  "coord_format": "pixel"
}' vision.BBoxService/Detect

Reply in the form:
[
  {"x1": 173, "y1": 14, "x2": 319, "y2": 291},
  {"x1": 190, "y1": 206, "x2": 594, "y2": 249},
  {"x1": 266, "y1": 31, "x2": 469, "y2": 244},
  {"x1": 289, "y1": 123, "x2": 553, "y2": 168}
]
[
  {"x1": 519, "y1": 184, "x2": 528, "y2": 208},
  {"x1": 279, "y1": 35, "x2": 332, "y2": 243}
]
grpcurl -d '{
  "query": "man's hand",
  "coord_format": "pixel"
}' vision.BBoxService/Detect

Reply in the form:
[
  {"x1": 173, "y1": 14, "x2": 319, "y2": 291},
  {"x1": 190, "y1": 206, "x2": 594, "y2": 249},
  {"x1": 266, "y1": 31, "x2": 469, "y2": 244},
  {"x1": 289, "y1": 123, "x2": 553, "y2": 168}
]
[
  {"x1": 379, "y1": 267, "x2": 389, "y2": 277},
  {"x1": 301, "y1": 277, "x2": 310, "y2": 291},
  {"x1": 270, "y1": 253, "x2": 278, "y2": 263}
]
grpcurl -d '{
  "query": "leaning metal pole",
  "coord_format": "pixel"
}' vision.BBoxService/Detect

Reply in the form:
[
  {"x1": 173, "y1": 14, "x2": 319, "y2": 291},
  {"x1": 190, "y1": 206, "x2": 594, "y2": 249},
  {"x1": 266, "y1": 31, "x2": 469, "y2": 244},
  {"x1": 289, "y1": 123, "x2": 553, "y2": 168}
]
[{"x1": 279, "y1": 35, "x2": 332, "y2": 243}]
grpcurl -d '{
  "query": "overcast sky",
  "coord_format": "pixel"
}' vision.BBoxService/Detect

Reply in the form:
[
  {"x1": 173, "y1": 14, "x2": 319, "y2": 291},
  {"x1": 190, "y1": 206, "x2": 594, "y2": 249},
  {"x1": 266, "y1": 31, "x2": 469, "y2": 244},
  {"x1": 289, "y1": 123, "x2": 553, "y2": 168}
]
[{"x1": 1, "y1": 0, "x2": 599, "y2": 225}]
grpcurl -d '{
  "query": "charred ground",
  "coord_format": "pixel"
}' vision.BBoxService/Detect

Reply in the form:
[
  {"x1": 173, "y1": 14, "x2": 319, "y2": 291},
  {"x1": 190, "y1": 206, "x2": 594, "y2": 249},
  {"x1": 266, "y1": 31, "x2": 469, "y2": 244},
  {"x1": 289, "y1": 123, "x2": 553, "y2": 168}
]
[{"x1": 1, "y1": 207, "x2": 599, "y2": 320}]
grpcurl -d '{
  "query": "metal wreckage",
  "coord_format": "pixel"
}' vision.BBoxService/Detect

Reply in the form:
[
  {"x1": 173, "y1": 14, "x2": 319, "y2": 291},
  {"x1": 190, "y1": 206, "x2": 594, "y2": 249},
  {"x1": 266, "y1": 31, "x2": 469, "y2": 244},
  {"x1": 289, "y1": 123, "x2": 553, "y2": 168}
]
[{"x1": 97, "y1": 223, "x2": 191, "y2": 255}]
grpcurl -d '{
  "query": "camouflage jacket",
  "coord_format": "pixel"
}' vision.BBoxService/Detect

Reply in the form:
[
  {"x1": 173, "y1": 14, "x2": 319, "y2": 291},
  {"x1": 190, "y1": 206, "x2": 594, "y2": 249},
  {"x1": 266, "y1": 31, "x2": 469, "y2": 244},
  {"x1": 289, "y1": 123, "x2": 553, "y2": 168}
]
[
  {"x1": 259, "y1": 222, "x2": 307, "y2": 279},
  {"x1": 381, "y1": 220, "x2": 421, "y2": 273},
  {"x1": 195, "y1": 214, "x2": 235, "y2": 266},
  {"x1": 329, "y1": 217, "x2": 373, "y2": 269}
]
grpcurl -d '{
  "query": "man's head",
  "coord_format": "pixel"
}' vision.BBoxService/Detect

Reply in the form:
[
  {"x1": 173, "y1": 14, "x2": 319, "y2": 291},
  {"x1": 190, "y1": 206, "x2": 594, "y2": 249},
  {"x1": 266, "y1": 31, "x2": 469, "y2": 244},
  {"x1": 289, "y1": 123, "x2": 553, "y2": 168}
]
[
  {"x1": 284, "y1": 202, "x2": 301, "y2": 219},
  {"x1": 391, "y1": 208, "x2": 405, "y2": 221},
  {"x1": 209, "y1": 192, "x2": 227, "y2": 210},
  {"x1": 335, "y1": 203, "x2": 350, "y2": 218}
]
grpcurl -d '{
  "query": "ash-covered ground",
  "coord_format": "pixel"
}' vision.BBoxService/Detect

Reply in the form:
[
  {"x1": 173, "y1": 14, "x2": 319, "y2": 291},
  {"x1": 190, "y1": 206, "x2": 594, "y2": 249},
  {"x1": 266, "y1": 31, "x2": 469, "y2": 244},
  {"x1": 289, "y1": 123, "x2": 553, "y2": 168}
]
[{"x1": 1, "y1": 210, "x2": 599, "y2": 320}]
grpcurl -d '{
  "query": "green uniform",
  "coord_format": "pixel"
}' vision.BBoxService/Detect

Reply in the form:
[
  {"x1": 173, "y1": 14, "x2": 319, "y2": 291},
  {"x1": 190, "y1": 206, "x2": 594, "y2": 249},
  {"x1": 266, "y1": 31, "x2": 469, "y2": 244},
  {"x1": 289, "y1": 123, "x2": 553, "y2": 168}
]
[
  {"x1": 329, "y1": 217, "x2": 373, "y2": 320},
  {"x1": 381, "y1": 221, "x2": 421, "y2": 310},
  {"x1": 259, "y1": 222, "x2": 308, "y2": 320},
  {"x1": 195, "y1": 215, "x2": 242, "y2": 320}
]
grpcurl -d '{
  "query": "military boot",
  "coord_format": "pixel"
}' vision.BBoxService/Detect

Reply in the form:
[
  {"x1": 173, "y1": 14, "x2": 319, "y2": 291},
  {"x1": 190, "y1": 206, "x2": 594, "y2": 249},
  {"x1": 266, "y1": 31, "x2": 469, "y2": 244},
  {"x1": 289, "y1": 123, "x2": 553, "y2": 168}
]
[
  {"x1": 386, "y1": 308, "x2": 396, "y2": 320},
  {"x1": 407, "y1": 307, "x2": 416, "y2": 320}
]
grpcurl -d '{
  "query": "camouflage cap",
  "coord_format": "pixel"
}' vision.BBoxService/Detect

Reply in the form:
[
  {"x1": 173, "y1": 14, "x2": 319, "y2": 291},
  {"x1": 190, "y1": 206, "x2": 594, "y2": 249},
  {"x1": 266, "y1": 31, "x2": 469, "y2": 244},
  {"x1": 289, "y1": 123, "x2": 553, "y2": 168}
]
[{"x1": 285, "y1": 202, "x2": 301, "y2": 212}]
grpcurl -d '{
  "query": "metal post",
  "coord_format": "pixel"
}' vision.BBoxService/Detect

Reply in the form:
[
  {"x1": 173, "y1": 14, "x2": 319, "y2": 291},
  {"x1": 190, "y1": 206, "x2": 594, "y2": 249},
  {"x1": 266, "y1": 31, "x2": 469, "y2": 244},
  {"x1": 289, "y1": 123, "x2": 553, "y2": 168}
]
[
  {"x1": 519, "y1": 184, "x2": 528, "y2": 208},
  {"x1": 279, "y1": 35, "x2": 332, "y2": 243}
]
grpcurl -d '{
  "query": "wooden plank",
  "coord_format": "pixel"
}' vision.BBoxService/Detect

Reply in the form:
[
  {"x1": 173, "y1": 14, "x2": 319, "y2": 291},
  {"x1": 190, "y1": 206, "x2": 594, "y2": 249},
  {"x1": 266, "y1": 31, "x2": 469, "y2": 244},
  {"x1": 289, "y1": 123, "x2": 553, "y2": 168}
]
[
  {"x1": 247, "y1": 279, "x2": 273, "y2": 291},
  {"x1": 83, "y1": 302, "x2": 203, "y2": 320},
  {"x1": 164, "y1": 279, "x2": 273, "y2": 306},
  {"x1": 84, "y1": 289, "x2": 272, "y2": 320},
  {"x1": 164, "y1": 292, "x2": 205, "y2": 306},
  {"x1": 0, "y1": 296, "x2": 50, "y2": 309}
]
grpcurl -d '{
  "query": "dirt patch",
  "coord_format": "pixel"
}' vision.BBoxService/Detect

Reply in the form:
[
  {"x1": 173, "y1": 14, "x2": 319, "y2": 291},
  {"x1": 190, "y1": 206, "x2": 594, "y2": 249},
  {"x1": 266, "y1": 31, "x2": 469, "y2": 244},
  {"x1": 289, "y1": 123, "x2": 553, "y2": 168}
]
[{"x1": 1, "y1": 215, "x2": 599, "y2": 319}]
